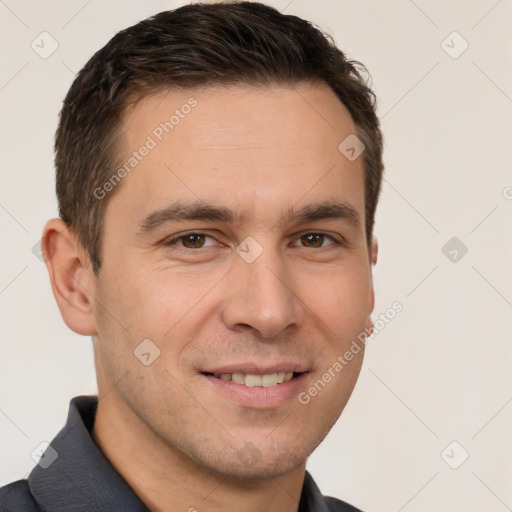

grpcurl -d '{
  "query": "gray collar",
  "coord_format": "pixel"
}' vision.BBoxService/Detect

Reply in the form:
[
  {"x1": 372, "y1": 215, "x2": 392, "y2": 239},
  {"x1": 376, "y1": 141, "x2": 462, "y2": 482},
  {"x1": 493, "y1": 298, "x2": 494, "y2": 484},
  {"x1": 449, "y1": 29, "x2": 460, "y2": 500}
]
[{"x1": 27, "y1": 395, "x2": 356, "y2": 512}]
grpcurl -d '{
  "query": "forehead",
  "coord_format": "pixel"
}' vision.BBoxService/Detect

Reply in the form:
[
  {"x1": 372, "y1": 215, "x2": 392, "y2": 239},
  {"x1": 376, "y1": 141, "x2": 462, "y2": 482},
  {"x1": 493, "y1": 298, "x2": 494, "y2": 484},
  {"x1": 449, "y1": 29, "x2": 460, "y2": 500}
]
[
  {"x1": 107, "y1": 83, "x2": 365, "y2": 228},
  {"x1": 123, "y1": 83, "x2": 356, "y2": 150}
]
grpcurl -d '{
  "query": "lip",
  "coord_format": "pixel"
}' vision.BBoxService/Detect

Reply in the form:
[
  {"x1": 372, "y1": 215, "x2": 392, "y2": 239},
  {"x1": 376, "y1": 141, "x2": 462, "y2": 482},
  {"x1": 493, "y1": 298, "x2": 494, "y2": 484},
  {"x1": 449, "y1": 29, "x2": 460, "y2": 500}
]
[
  {"x1": 201, "y1": 363, "x2": 309, "y2": 375},
  {"x1": 201, "y1": 371, "x2": 309, "y2": 409}
]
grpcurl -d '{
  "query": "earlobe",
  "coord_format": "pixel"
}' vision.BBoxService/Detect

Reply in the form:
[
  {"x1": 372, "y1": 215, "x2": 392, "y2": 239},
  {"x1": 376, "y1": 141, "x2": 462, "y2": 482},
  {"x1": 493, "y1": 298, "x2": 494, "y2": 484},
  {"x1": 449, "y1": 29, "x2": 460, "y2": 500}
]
[
  {"x1": 364, "y1": 315, "x2": 374, "y2": 337},
  {"x1": 42, "y1": 218, "x2": 98, "y2": 336}
]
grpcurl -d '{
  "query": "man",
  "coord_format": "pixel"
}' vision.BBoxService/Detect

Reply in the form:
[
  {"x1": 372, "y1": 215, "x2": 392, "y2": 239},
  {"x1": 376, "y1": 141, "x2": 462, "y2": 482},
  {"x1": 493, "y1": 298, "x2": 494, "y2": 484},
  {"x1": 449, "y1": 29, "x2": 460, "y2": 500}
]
[{"x1": 0, "y1": 2, "x2": 383, "y2": 510}]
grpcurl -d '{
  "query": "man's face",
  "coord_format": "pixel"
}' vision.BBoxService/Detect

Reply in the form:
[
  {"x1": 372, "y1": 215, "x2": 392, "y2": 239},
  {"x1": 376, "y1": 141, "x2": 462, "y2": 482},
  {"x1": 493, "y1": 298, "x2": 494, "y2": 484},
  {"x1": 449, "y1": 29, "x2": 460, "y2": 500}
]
[{"x1": 90, "y1": 84, "x2": 375, "y2": 479}]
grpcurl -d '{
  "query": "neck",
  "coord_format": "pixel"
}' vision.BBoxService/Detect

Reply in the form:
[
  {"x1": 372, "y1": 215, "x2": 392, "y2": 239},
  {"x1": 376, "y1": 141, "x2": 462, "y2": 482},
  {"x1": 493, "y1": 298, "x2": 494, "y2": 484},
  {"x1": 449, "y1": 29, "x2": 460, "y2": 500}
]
[{"x1": 91, "y1": 390, "x2": 306, "y2": 512}]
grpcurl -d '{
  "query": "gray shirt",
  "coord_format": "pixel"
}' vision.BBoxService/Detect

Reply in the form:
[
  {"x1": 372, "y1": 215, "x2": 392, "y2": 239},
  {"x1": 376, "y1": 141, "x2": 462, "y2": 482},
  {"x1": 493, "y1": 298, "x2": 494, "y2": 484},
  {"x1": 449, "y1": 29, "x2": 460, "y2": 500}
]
[{"x1": 0, "y1": 396, "x2": 362, "y2": 511}]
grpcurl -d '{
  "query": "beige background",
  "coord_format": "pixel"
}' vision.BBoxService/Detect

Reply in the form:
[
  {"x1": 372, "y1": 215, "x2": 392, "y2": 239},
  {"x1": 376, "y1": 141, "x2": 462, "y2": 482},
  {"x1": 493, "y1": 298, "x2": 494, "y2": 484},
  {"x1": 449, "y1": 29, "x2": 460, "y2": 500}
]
[{"x1": 1, "y1": 1, "x2": 511, "y2": 510}]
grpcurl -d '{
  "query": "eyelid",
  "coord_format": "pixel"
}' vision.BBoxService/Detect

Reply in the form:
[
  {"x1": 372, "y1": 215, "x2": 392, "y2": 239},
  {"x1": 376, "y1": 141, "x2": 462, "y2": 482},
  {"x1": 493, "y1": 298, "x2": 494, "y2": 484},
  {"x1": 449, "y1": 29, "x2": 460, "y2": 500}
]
[
  {"x1": 163, "y1": 231, "x2": 220, "y2": 248},
  {"x1": 291, "y1": 231, "x2": 344, "y2": 248}
]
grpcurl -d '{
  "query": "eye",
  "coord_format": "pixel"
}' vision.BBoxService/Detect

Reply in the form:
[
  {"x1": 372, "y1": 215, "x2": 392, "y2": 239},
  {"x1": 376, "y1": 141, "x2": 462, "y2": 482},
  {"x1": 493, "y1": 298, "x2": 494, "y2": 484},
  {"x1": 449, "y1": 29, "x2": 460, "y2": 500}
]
[
  {"x1": 163, "y1": 231, "x2": 342, "y2": 252},
  {"x1": 293, "y1": 233, "x2": 340, "y2": 248},
  {"x1": 165, "y1": 233, "x2": 218, "y2": 250}
]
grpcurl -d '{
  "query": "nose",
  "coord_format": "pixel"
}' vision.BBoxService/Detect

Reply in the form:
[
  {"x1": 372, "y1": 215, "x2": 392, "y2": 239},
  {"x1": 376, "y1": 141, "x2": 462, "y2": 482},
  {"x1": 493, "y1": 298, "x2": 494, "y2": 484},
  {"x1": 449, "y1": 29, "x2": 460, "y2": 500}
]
[{"x1": 220, "y1": 246, "x2": 302, "y2": 339}]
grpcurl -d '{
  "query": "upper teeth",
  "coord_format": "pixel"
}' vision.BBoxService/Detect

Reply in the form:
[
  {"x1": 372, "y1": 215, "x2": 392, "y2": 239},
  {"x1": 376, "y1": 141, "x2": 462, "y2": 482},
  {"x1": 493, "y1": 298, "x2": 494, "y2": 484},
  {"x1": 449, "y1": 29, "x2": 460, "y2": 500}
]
[{"x1": 214, "y1": 372, "x2": 294, "y2": 387}]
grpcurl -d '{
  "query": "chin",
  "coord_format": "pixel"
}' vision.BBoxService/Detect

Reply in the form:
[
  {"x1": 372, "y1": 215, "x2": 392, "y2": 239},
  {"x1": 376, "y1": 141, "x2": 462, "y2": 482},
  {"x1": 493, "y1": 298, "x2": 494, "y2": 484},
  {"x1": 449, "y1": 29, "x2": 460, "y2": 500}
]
[
  {"x1": 215, "y1": 458, "x2": 303, "y2": 483},
  {"x1": 196, "y1": 439, "x2": 307, "y2": 482}
]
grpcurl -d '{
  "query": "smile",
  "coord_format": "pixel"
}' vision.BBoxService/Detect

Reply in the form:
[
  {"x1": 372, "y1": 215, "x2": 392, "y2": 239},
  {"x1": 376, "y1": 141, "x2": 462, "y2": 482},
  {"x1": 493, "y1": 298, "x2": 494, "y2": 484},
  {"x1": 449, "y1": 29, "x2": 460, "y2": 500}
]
[
  {"x1": 200, "y1": 370, "x2": 308, "y2": 408},
  {"x1": 203, "y1": 371, "x2": 296, "y2": 387}
]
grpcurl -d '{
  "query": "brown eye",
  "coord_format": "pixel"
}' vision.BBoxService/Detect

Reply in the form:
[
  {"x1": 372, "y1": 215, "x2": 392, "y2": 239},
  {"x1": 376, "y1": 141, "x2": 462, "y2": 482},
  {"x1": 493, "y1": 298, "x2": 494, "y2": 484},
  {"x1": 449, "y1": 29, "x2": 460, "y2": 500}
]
[
  {"x1": 165, "y1": 233, "x2": 217, "y2": 250},
  {"x1": 293, "y1": 232, "x2": 341, "y2": 249},
  {"x1": 180, "y1": 234, "x2": 206, "y2": 248},
  {"x1": 300, "y1": 233, "x2": 328, "y2": 248}
]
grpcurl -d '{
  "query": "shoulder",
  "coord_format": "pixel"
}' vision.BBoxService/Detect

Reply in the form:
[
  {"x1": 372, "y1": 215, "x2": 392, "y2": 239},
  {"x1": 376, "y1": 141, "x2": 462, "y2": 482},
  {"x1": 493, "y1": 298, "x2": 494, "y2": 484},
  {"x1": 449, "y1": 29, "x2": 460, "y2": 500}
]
[
  {"x1": 324, "y1": 495, "x2": 364, "y2": 511},
  {"x1": 0, "y1": 480, "x2": 40, "y2": 511},
  {"x1": 301, "y1": 471, "x2": 363, "y2": 512}
]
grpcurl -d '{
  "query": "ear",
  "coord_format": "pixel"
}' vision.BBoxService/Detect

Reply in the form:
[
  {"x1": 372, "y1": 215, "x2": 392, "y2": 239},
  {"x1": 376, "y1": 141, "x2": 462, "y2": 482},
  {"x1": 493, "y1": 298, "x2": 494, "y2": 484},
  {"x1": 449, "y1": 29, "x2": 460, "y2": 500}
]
[
  {"x1": 365, "y1": 236, "x2": 379, "y2": 334},
  {"x1": 371, "y1": 235, "x2": 378, "y2": 267},
  {"x1": 42, "y1": 218, "x2": 98, "y2": 336}
]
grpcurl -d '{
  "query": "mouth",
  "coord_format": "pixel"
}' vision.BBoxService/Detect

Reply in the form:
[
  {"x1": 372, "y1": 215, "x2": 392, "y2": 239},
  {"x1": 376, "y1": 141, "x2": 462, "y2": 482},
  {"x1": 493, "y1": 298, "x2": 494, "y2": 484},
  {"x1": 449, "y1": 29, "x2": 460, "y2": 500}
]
[
  {"x1": 201, "y1": 371, "x2": 302, "y2": 387},
  {"x1": 199, "y1": 368, "x2": 308, "y2": 408}
]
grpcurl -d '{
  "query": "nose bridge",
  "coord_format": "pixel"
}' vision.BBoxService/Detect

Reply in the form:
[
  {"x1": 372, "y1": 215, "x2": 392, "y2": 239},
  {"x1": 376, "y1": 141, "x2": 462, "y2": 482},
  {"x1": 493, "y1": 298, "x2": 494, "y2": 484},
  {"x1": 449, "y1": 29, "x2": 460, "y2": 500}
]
[{"x1": 221, "y1": 241, "x2": 301, "y2": 338}]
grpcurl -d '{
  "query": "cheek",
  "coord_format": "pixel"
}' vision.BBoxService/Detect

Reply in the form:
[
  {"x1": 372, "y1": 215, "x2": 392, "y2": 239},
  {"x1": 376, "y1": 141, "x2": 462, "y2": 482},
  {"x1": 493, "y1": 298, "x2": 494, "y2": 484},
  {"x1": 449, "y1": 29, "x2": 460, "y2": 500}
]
[
  {"x1": 307, "y1": 261, "x2": 372, "y2": 335},
  {"x1": 105, "y1": 266, "x2": 224, "y2": 347}
]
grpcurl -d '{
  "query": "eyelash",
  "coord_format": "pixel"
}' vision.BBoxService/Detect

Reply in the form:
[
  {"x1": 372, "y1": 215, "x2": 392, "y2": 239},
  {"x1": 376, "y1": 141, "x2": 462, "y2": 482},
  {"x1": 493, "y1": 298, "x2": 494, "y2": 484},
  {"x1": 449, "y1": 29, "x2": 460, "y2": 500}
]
[{"x1": 163, "y1": 231, "x2": 344, "y2": 251}]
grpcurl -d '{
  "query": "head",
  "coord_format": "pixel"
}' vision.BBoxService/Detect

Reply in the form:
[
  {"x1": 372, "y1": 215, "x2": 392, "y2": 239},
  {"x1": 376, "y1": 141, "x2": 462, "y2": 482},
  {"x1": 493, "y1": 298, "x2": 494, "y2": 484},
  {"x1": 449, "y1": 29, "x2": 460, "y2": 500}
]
[{"x1": 44, "y1": 1, "x2": 383, "y2": 481}]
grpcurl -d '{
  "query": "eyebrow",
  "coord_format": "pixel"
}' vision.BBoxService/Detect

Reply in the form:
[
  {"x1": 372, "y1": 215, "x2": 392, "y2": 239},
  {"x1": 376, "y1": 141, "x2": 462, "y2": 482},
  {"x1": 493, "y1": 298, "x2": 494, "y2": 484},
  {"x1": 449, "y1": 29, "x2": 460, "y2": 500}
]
[{"x1": 137, "y1": 200, "x2": 361, "y2": 232}]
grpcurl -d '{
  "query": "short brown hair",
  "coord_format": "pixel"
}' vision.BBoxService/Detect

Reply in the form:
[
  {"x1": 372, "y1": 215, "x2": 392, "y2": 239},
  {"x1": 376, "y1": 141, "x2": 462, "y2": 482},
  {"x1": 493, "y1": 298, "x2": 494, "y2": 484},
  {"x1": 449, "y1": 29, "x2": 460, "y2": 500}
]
[{"x1": 55, "y1": 1, "x2": 383, "y2": 275}]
